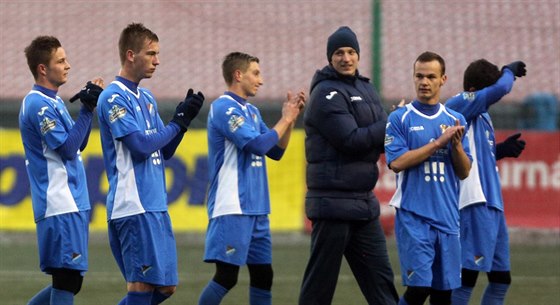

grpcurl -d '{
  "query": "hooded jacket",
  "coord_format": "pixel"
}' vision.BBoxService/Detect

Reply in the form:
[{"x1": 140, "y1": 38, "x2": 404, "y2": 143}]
[{"x1": 303, "y1": 65, "x2": 387, "y2": 220}]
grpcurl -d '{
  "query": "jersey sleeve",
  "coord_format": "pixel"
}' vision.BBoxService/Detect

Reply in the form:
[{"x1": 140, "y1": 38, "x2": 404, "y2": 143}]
[
  {"x1": 212, "y1": 100, "x2": 261, "y2": 149},
  {"x1": 29, "y1": 98, "x2": 69, "y2": 150},
  {"x1": 98, "y1": 90, "x2": 141, "y2": 140},
  {"x1": 384, "y1": 108, "x2": 410, "y2": 166},
  {"x1": 445, "y1": 71, "x2": 514, "y2": 122}
]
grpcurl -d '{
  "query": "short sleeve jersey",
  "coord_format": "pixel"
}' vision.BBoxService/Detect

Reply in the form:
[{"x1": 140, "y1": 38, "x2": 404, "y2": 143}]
[
  {"x1": 97, "y1": 79, "x2": 168, "y2": 220},
  {"x1": 19, "y1": 85, "x2": 90, "y2": 222},
  {"x1": 206, "y1": 93, "x2": 272, "y2": 218},
  {"x1": 384, "y1": 102, "x2": 471, "y2": 234}
]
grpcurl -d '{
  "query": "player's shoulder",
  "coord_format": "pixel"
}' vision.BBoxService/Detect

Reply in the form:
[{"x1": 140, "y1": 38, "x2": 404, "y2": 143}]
[{"x1": 442, "y1": 104, "x2": 467, "y2": 121}]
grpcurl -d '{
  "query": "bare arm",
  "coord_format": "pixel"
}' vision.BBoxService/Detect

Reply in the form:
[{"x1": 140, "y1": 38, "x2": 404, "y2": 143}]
[
  {"x1": 389, "y1": 120, "x2": 463, "y2": 173},
  {"x1": 273, "y1": 91, "x2": 306, "y2": 149}
]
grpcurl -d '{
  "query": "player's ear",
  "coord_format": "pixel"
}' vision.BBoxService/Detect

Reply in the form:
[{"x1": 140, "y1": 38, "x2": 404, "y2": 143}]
[
  {"x1": 233, "y1": 70, "x2": 242, "y2": 83},
  {"x1": 37, "y1": 63, "x2": 47, "y2": 77},
  {"x1": 126, "y1": 50, "x2": 135, "y2": 63},
  {"x1": 440, "y1": 74, "x2": 447, "y2": 87}
]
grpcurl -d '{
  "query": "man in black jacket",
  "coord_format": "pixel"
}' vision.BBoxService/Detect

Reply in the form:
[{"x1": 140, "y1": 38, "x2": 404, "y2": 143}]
[{"x1": 298, "y1": 26, "x2": 399, "y2": 305}]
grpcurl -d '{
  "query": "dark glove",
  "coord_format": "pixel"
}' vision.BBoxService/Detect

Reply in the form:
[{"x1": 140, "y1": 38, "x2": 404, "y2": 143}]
[
  {"x1": 501, "y1": 61, "x2": 526, "y2": 78},
  {"x1": 171, "y1": 88, "x2": 205, "y2": 131},
  {"x1": 69, "y1": 81, "x2": 103, "y2": 112},
  {"x1": 496, "y1": 132, "x2": 526, "y2": 160}
]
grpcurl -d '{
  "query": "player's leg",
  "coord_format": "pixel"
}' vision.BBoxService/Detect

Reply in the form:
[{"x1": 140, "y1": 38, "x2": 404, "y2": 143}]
[
  {"x1": 34, "y1": 211, "x2": 89, "y2": 305},
  {"x1": 298, "y1": 219, "x2": 349, "y2": 305},
  {"x1": 149, "y1": 212, "x2": 178, "y2": 304},
  {"x1": 429, "y1": 288, "x2": 452, "y2": 305},
  {"x1": 27, "y1": 285, "x2": 52, "y2": 305},
  {"x1": 199, "y1": 215, "x2": 252, "y2": 305},
  {"x1": 398, "y1": 286, "x2": 431, "y2": 305},
  {"x1": 248, "y1": 264, "x2": 273, "y2": 305},
  {"x1": 431, "y1": 230, "x2": 461, "y2": 305},
  {"x1": 112, "y1": 213, "x2": 178, "y2": 305},
  {"x1": 452, "y1": 205, "x2": 490, "y2": 305},
  {"x1": 50, "y1": 268, "x2": 83, "y2": 305},
  {"x1": 345, "y1": 217, "x2": 398, "y2": 304},
  {"x1": 198, "y1": 262, "x2": 240, "y2": 305},
  {"x1": 481, "y1": 211, "x2": 511, "y2": 305},
  {"x1": 451, "y1": 268, "x2": 479, "y2": 305},
  {"x1": 395, "y1": 210, "x2": 435, "y2": 305},
  {"x1": 246, "y1": 215, "x2": 273, "y2": 305}
]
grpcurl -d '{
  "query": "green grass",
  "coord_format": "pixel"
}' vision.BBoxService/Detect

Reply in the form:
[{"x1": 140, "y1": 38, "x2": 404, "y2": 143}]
[{"x1": 1, "y1": 232, "x2": 558, "y2": 305}]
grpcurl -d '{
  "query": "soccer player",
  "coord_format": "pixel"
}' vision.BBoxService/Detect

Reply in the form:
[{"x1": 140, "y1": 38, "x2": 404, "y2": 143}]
[
  {"x1": 97, "y1": 23, "x2": 204, "y2": 305},
  {"x1": 384, "y1": 51, "x2": 472, "y2": 305},
  {"x1": 446, "y1": 59, "x2": 527, "y2": 305},
  {"x1": 19, "y1": 35, "x2": 104, "y2": 305},
  {"x1": 198, "y1": 52, "x2": 305, "y2": 305},
  {"x1": 299, "y1": 26, "x2": 399, "y2": 305}
]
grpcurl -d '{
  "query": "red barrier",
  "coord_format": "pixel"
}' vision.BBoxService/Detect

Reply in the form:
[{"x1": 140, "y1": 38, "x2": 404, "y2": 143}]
[{"x1": 305, "y1": 131, "x2": 560, "y2": 232}]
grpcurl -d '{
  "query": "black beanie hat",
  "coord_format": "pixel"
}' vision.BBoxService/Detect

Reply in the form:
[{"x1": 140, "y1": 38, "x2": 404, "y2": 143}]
[{"x1": 327, "y1": 26, "x2": 360, "y2": 62}]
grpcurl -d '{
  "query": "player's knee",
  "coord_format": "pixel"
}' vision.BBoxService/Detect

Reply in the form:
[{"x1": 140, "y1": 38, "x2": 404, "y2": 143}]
[
  {"x1": 429, "y1": 289, "x2": 451, "y2": 305},
  {"x1": 461, "y1": 268, "x2": 479, "y2": 287},
  {"x1": 158, "y1": 285, "x2": 176, "y2": 296},
  {"x1": 248, "y1": 264, "x2": 273, "y2": 291},
  {"x1": 213, "y1": 262, "x2": 240, "y2": 290},
  {"x1": 487, "y1": 270, "x2": 511, "y2": 284},
  {"x1": 403, "y1": 286, "x2": 430, "y2": 305},
  {"x1": 51, "y1": 268, "x2": 83, "y2": 295}
]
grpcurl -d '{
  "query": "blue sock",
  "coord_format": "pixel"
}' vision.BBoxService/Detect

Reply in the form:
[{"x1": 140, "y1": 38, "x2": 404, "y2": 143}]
[
  {"x1": 28, "y1": 285, "x2": 52, "y2": 305},
  {"x1": 451, "y1": 286, "x2": 474, "y2": 305},
  {"x1": 125, "y1": 291, "x2": 153, "y2": 305},
  {"x1": 50, "y1": 288, "x2": 73, "y2": 305},
  {"x1": 481, "y1": 282, "x2": 509, "y2": 305},
  {"x1": 249, "y1": 287, "x2": 271, "y2": 305},
  {"x1": 398, "y1": 297, "x2": 409, "y2": 305},
  {"x1": 151, "y1": 290, "x2": 171, "y2": 305},
  {"x1": 117, "y1": 296, "x2": 127, "y2": 305},
  {"x1": 198, "y1": 280, "x2": 228, "y2": 305}
]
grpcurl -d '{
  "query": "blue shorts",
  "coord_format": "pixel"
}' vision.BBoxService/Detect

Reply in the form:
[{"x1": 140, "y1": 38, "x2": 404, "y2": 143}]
[
  {"x1": 36, "y1": 210, "x2": 90, "y2": 275},
  {"x1": 460, "y1": 204, "x2": 510, "y2": 272},
  {"x1": 204, "y1": 214, "x2": 272, "y2": 266},
  {"x1": 108, "y1": 212, "x2": 178, "y2": 286},
  {"x1": 395, "y1": 209, "x2": 461, "y2": 290}
]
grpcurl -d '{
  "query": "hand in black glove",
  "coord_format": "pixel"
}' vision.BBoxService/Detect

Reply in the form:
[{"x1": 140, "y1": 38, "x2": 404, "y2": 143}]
[
  {"x1": 502, "y1": 61, "x2": 526, "y2": 78},
  {"x1": 496, "y1": 132, "x2": 526, "y2": 160},
  {"x1": 171, "y1": 88, "x2": 205, "y2": 131},
  {"x1": 69, "y1": 81, "x2": 104, "y2": 112}
]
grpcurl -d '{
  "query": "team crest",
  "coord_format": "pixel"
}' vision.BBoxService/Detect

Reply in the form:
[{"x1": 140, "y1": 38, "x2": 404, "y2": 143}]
[
  {"x1": 109, "y1": 105, "x2": 126, "y2": 123},
  {"x1": 228, "y1": 115, "x2": 245, "y2": 132},
  {"x1": 39, "y1": 117, "x2": 56, "y2": 135},
  {"x1": 439, "y1": 124, "x2": 450, "y2": 134},
  {"x1": 462, "y1": 92, "x2": 476, "y2": 102}
]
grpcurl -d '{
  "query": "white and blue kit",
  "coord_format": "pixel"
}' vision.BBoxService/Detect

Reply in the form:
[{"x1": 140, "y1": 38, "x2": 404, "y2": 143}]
[
  {"x1": 385, "y1": 101, "x2": 471, "y2": 290},
  {"x1": 19, "y1": 84, "x2": 90, "y2": 273},
  {"x1": 98, "y1": 76, "x2": 179, "y2": 285},
  {"x1": 204, "y1": 92, "x2": 282, "y2": 266},
  {"x1": 445, "y1": 69, "x2": 515, "y2": 272}
]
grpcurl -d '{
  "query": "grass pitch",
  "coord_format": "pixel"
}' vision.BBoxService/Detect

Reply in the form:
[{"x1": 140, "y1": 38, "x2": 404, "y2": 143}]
[{"x1": 1, "y1": 231, "x2": 558, "y2": 305}]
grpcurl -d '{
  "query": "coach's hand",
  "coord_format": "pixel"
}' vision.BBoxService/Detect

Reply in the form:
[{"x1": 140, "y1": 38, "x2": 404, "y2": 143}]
[
  {"x1": 70, "y1": 81, "x2": 104, "y2": 112},
  {"x1": 502, "y1": 61, "x2": 526, "y2": 78},
  {"x1": 496, "y1": 132, "x2": 526, "y2": 160},
  {"x1": 171, "y1": 89, "x2": 204, "y2": 132}
]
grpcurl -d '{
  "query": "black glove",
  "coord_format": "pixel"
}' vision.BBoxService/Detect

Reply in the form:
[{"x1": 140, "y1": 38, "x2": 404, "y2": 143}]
[
  {"x1": 69, "y1": 81, "x2": 103, "y2": 112},
  {"x1": 501, "y1": 61, "x2": 526, "y2": 78},
  {"x1": 496, "y1": 132, "x2": 526, "y2": 160},
  {"x1": 171, "y1": 88, "x2": 205, "y2": 131}
]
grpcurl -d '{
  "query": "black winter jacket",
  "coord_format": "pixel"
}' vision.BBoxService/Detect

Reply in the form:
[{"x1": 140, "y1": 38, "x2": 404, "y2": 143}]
[{"x1": 303, "y1": 65, "x2": 387, "y2": 220}]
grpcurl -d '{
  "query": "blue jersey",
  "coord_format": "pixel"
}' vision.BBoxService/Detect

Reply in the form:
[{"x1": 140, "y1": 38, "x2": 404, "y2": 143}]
[
  {"x1": 19, "y1": 85, "x2": 90, "y2": 222},
  {"x1": 206, "y1": 93, "x2": 272, "y2": 218},
  {"x1": 97, "y1": 79, "x2": 169, "y2": 220},
  {"x1": 445, "y1": 71, "x2": 515, "y2": 211},
  {"x1": 385, "y1": 102, "x2": 471, "y2": 234}
]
